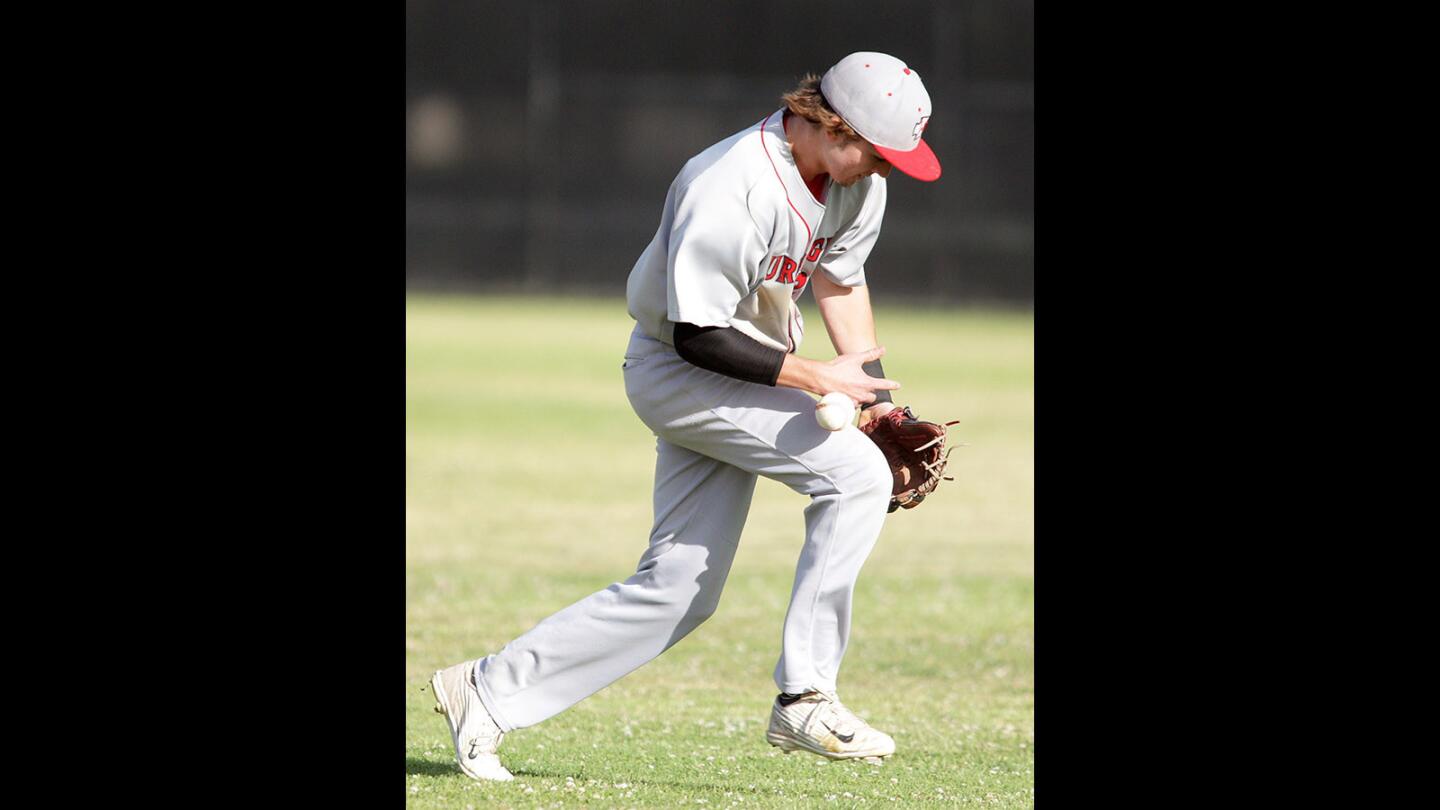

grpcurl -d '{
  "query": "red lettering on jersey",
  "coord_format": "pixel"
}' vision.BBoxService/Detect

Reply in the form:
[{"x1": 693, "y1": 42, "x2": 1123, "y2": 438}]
[
  {"x1": 778, "y1": 257, "x2": 798, "y2": 284},
  {"x1": 764, "y1": 255, "x2": 783, "y2": 281},
  {"x1": 795, "y1": 270, "x2": 809, "y2": 293},
  {"x1": 806, "y1": 237, "x2": 828, "y2": 263}
]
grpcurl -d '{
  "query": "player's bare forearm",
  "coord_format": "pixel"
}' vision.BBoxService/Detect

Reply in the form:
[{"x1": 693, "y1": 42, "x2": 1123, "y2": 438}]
[
  {"x1": 811, "y1": 271, "x2": 880, "y2": 356},
  {"x1": 807, "y1": 271, "x2": 899, "y2": 415},
  {"x1": 777, "y1": 349, "x2": 899, "y2": 405}
]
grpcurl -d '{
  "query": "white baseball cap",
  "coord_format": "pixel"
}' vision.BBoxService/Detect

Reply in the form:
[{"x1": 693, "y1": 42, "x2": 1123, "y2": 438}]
[{"x1": 820, "y1": 52, "x2": 941, "y2": 182}]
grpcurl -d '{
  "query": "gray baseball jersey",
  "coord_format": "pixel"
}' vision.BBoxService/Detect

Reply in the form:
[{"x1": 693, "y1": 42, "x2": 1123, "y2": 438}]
[{"x1": 626, "y1": 108, "x2": 886, "y2": 351}]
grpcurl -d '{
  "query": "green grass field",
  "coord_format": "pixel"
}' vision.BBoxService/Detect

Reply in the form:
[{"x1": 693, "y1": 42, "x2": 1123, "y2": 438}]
[{"x1": 406, "y1": 294, "x2": 1034, "y2": 808}]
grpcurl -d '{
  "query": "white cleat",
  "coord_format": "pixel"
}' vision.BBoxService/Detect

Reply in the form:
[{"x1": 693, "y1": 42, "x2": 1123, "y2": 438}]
[
  {"x1": 765, "y1": 690, "x2": 896, "y2": 760},
  {"x1": 430, "y1": 661, "x2": 514, "y2": 781}
]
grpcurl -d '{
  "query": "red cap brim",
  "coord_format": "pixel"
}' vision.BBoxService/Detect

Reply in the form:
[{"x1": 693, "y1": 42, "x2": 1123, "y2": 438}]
[{"x1": 875, "y1": 138, "x2": 941, "y2": 182}]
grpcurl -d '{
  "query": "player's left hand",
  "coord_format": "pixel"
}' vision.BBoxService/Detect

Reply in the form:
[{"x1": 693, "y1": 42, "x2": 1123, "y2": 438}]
[
  {"x1": 857, "y1": 401, "x2": 898, "y2": 430},
  {"x1": 859, "y1": 405, "x2": 962, "y2": 512}
]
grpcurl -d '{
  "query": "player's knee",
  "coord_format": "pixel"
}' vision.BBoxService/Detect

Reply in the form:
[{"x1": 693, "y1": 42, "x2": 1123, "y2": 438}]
[
  {"x1": 823, "y1": 442, "x2": 892, "y2": 505},
  {"x1": 675, "y1": 570, "x2": 725, "y2": 627},
  {"x1": 634, "y1": 555, "x2": 725, "y2": 626},
  {"x1": 681, "y1": 593, "x2": 722, "y2": 628},
  {"x1": 646, "y1": 587, "x2": 720, "y2": 642},
  {"x1": 857, "y1": 443, "x2": 894, "y2": 500}
]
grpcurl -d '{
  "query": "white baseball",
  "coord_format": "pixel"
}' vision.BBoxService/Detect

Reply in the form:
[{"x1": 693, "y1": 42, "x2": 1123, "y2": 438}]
[{"x1": 815, "y1": 392, "x2": 856, "y2": 431}]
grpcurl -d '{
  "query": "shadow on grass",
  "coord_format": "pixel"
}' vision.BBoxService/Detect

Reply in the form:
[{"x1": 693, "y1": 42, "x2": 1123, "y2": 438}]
[
  {"x1": 504, "y1": 761, "x2": 891, "y2": 799},
  {"x1": 406, "y1": 756, "x2": 459, "y2": 777},
  {"x1": 412, "y1": 754, "x2": 906, "y2": 799}
]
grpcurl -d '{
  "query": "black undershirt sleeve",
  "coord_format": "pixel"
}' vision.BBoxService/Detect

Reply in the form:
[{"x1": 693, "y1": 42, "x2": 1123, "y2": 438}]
[
  {"x1": 672, "y1": 321, "x2": 786, "y2": 386},
  {"x1": 862, "y1": 359, "x2": 893, "y2": 409}
]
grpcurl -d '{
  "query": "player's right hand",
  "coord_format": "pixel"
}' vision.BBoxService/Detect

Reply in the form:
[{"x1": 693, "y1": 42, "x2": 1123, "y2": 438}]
[{"x1": 817, "y1": 346, "x2": 900, "y2": 407}]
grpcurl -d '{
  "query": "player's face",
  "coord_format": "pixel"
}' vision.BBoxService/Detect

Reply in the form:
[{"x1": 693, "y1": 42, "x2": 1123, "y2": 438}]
[{"x1": 828, "y1": 135, "x2": 893, "y2": 187}]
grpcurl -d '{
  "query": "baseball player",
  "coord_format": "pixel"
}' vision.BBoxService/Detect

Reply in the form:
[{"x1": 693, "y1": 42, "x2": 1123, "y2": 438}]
[{"x1": 430, "y1": 52, "x2": 942, "y2": 781}]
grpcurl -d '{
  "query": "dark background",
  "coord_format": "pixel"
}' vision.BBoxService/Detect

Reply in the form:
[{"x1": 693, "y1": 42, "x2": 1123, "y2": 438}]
[{"x1": 405, "y1": 0, "x2": 1034, "y2": 304}]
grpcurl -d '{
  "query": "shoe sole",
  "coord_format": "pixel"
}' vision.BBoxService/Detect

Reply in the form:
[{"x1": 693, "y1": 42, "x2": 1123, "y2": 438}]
[{"x1": 765, "y1": 728, "x2": 893, "y2": 761}]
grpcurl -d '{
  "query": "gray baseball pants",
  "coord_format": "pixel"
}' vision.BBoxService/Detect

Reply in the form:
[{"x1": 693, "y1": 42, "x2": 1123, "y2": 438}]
[{"x1": 473, "y1": 325, "x2": 892, "y2": 732}]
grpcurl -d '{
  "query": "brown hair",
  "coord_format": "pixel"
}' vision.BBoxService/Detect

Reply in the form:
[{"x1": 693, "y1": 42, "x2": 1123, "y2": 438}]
[{"x1": 782, "y1": 74, "x2": 860, "y2": 140}]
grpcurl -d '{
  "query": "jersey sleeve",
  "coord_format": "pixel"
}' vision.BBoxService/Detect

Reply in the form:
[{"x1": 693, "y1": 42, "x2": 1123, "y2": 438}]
[
  {"x1": 818, "y1": 176, "x2": 887, "y2": 288},
  {"x1": 666, "y1": 181, "x2": 772, "y2": 328}
]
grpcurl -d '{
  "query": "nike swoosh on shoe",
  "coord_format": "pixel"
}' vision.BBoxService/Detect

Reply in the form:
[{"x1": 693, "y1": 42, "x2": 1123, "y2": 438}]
[{"x1": 822, "y1": 722, "x2": 855, "y2": 743}]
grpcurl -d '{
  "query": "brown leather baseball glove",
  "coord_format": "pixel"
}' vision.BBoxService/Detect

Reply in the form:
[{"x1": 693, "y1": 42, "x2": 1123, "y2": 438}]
[{"x1": 859, "y1": 406, "x2": 961, "y2": 512}]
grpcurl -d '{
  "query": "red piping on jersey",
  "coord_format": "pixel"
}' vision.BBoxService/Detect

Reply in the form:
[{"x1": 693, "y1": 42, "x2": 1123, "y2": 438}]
[
  {"x1": 760, "y1": 112, "x2": 811, "y2": 354},
  {"x1": 758, "y1": 112, "x2": 813, "y2": 251}
]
